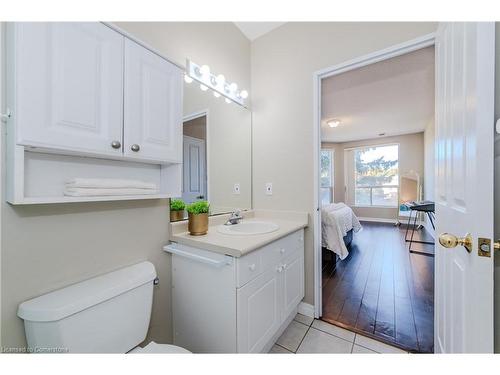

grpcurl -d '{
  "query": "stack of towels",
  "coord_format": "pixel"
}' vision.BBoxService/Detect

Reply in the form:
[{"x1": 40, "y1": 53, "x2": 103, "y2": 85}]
[{"x1": 64, "y1": 178, "x2": 159, "y2": 197}]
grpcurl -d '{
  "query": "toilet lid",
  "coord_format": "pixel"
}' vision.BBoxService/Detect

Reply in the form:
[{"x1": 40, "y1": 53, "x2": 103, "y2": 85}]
[{"x1": 131, "y1": 341, "x2": 191, "y2": 354}]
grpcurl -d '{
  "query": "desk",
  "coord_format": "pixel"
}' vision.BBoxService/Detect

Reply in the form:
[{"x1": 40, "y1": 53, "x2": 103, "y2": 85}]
[{"x1": 403, "y1": 201, "x2": 435, "y2": 257}]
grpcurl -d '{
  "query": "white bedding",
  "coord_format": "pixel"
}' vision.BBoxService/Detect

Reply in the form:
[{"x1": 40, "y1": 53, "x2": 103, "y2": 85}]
[{"x1": 321, "y1": 203, "x2": 362, "y2": 260}]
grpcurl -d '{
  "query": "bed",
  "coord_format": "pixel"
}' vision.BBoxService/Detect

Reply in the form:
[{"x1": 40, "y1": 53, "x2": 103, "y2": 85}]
[{"x1": 321, "y1": 202, "x2": 362, "y2": 260}]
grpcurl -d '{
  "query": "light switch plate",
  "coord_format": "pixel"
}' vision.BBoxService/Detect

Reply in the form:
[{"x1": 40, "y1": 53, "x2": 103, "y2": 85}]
[
  {"x1": 265, "y1": 183, "x2": 273, "y2": 195},
  {"x1": 233, "y1": 183, "x2": 241, "y2": 195}
]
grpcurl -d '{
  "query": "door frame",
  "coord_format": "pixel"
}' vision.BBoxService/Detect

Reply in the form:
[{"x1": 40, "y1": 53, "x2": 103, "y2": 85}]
[
  {"x1": 312, "y1": 33, "x2": 436, "y2": 318},
  {"x1": 183, "y1": 109, "x2": 210, "y2": 202}
]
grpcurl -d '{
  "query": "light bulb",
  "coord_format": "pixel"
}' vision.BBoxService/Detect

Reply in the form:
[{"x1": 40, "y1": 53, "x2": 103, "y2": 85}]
[
  {"x1": 240, "y1": 90, "x2": 249, "y2": 99},
  {"x1": 327, "y1": 119, "x2": 340, "y2": 128},
  {"x1": 200, "y1": 84, "x2": 208, "y2": 91},
  {"x1": 200, "y1": 65, "x2": 210, "y2": 76},
  {"x1": 225, "y1": 98, "x2": 231, "y2": 104},
  {"x1": 213, "y1": 91, "x2": 221, "y2": 98},
  {"x1": 216, "y1": 74, "x2": 226, "y2": 86},
  {"x1": 229, "y1": 82, "x2": 238, "y2": 92},
  {"x1": 184, "y1": 75, "x2": 193, "y2": 84}
]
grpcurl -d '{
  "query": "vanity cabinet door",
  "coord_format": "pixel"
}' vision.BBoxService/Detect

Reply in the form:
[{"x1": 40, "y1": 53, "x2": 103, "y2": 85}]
[
  {"x1": 237, "y1": 267, "x2": 281, "y2": 353},
  {"x1": 11, "y1": 23, "x2": 124, "y2": 156},
  {"x1": 281, "y1": 253, "x2": 305, "y2": 322},
  {"x1": 124, "y1": 39, "x2": 183, "y2": 163}
]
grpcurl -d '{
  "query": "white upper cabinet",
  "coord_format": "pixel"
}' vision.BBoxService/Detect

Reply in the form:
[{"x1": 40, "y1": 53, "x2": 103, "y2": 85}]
[
  {"x1": 124, "y1": 39, "x2": 183, "y2": 163},
  {"x1": 6, "y1": 22, "x2": 184, "y2": 204},
  {"x1": 11, "y1": 23, "x2": 124, "y2": 156}
]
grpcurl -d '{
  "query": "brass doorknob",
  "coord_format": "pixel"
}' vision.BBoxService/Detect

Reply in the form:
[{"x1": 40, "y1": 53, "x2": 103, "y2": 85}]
[{"x1": 438, "y1": 233, "x2": 473, "y2": 253}]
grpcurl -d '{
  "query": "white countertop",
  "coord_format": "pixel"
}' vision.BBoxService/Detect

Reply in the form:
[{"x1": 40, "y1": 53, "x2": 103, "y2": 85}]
[{"x1": 168, "y1": 210, "x2": 309, "y2": 257}]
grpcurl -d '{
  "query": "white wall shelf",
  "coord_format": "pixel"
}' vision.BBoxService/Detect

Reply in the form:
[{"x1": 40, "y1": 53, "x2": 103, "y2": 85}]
[
  {"x1": 17, "y1": 194, "x2": 171, "y2": 205},
  {"x1": 6, "y1": 148, "x2": 182, "y2": 205}
]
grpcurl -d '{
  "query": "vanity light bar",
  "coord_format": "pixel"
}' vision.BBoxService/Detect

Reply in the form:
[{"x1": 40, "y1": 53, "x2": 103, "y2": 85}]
[{"x1": 185, "y1": 59, "x2": 249, "y2": 108}]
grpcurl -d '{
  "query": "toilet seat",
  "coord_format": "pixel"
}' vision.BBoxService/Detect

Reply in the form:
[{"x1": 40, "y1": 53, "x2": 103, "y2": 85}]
[{"x1": 130, "y1": 341, "x2": 191, "y2": 354}]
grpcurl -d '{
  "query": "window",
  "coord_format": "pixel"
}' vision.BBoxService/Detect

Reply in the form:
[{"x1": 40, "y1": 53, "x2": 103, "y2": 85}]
[
  {"x1": 320, "y1": 149, "x2": 334, "y2": 205},
  {"x1": 354, "y1": 144, "x2": 399, "y2": 207}
]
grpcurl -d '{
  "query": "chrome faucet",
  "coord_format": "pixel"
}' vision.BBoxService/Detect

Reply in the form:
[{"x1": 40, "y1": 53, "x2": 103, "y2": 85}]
[{"x1": 225, "y1": 210, "x2": 243, "y2": 225}]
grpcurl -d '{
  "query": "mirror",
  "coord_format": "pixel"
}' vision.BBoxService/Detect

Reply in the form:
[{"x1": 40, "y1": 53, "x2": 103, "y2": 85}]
[{"x1": 170, "y1": 77, "x2": 252, "y2": 221}]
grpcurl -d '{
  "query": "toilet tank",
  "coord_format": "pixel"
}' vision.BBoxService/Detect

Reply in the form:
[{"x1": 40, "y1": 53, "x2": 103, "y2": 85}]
[{"x1": 17, "y1": 261, "x2": 157, "y2": 353}]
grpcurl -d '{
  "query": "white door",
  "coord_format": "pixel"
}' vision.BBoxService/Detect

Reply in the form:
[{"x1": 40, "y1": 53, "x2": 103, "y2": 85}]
[
  {"x1": 435, "y1": 22, "x2": 495, "y2": 353},
  {"x1": 237, "y1": 268, "x2": 281, "y2": 353},
  {"x1": 182, "y1": 136, "x2": 206, "y2": 204},
  {"x1": 11, "y1": 22, "x2": 124, "y2": 156},
  {"x1": 124, "y1": 39, "x2": 183, "y2": 163}
]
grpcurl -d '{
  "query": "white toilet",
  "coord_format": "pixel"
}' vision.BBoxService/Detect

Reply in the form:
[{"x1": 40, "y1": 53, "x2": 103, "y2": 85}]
[{"x1": 17, "y1": 261, "x2": 190, "y2": 353}]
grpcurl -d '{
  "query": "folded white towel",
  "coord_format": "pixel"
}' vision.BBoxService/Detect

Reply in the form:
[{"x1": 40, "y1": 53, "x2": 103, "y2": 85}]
[
  {"x1": 66, "y1": 178, "x2": 157, "y2": 190},
  {"x1": 64, "y1": 188, "x2": 160, "y2": 197}
]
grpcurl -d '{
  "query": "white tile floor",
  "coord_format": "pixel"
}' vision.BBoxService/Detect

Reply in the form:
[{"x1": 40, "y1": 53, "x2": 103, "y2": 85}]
[{"x1": 269, "y1": 314, "x2": 409, "y2": 354}]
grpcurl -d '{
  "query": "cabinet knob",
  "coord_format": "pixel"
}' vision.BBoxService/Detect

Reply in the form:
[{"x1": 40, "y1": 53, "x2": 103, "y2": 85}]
[
  {"x1": 280, "y1": 248, "x2": 285, "y2": 254},
  {"x1": 249, "y1": 264, "x2": 256, "y2": 271},
  {"x1": 276, "y1": 265, "x2": 283, "y2": 273},
  {"x1": 131, "y1": 144, "x2": 140, "y2": 152},
  {"x1": 111, "y1": 140, "x2": 121, "y2": 149}
]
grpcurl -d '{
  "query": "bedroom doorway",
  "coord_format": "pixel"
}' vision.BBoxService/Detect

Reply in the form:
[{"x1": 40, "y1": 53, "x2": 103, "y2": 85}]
[{"x1": 313, "y1": 35, "x2": 436, "y2": 353}]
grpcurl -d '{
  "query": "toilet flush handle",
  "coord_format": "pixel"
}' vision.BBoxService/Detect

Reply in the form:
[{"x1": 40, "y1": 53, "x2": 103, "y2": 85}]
[{"x1": 153, "y1": 277, "x2": 160, "y2": 285}]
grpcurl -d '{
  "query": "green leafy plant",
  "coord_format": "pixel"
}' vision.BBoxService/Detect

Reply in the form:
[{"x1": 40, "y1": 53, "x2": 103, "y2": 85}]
[
  {"x1": 186, "y1": 200, "x2": 210, "y2": 215},
  {"x1": 170, "y1": 198, "x2": 186, "y2": 212}
]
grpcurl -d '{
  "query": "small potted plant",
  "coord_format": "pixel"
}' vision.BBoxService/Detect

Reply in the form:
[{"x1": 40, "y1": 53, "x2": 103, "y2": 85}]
[
  {"x1": 170, "y1": 198, "x2": 186, "y2": 222},
  {"x1": 186, "y1": 200, "x2": 210, "y2": 236}
]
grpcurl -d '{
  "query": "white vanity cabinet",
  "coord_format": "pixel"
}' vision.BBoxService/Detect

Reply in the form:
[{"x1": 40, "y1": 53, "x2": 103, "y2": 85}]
[{"x1": 165, "y1": 229, "x2": 305, "y2": 353}]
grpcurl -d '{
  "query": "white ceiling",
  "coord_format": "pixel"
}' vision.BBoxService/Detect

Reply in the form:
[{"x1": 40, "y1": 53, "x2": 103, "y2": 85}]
[
  {"x1": 321, "y1": 46, "x2": 435, "y2": 143},
  {"x1": 234, "y1": 22, "x2": 285, "y2": 41}
]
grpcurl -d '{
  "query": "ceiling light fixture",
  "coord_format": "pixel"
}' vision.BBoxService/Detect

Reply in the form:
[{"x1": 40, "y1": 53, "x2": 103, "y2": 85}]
[
  {"x1": 327, "y1": 119, "x2": 341, "y2": 128},
  {"x1": 185, "y1": 59, "x2": 249, "y2": 107}
]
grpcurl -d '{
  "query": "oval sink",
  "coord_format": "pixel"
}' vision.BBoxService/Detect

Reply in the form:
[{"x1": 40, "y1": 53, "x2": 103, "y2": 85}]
[{"x1": 217, "y1": 221, "x2": 279, "y2": 235}]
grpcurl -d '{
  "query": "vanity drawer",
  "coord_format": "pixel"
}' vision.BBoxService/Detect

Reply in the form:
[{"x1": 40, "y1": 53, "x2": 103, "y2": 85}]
[
  {"x1": 236, "y1": 250, "x2": 262, "y2": 288},
  {"x1": 236, "y1": 229, "x2": 304, "y2": 288},
  {"x1": 261, "y1": 229, "x2": 304, "y2": 266}
]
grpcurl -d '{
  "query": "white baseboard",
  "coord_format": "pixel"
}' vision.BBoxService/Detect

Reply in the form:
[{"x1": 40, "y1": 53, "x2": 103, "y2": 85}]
[{"x1": 297, "y1": 302, "x2": 315, "y2": 318}]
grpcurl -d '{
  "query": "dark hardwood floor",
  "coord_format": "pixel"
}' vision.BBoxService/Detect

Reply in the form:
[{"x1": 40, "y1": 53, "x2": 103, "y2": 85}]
[{"x1": 322, "y1": 221, "x2": 434, "y2": 353}]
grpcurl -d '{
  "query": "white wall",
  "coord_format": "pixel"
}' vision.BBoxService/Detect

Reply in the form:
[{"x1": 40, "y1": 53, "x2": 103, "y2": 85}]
[
  {"x1": 424, "y1": 119, "x2": 435, "y2": 202},
  {"x1": 0, "y1": 22, "x2": 250, "y2": 350},
  {"x1": 423, "y1": 119, "x2": 435, "y2": 237},
  {"x1": 251, "y1": 22, "x2": 438, "y2": 305}
]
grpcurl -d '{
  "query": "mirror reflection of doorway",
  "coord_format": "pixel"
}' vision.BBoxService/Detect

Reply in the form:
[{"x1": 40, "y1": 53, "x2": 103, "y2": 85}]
[{"x1": 182, "y1": 114, "x2": 207, "y2": 204}]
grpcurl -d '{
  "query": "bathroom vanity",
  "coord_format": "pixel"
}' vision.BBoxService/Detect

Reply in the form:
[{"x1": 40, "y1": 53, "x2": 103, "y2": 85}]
[{"x1": 164, "y1": 211, "x2": 308, "y2": 353}]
